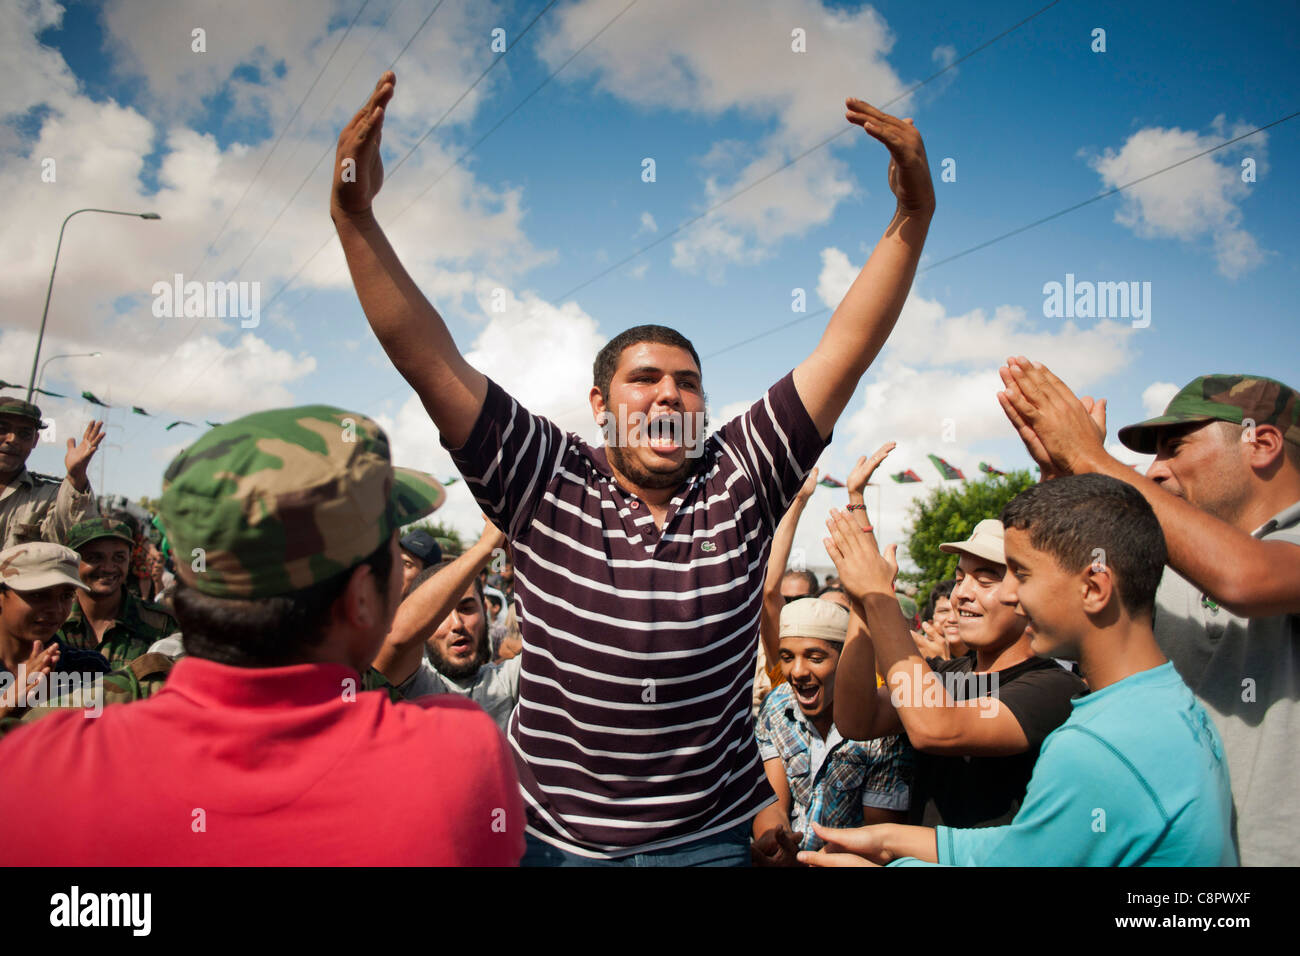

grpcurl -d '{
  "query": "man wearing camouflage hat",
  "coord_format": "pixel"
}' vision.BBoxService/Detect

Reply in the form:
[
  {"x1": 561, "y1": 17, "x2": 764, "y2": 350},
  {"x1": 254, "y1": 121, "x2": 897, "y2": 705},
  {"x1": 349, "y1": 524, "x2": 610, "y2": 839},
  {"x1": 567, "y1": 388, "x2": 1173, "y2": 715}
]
[
  {"x1": 998, "y1": 361, "x2": 1300, "y2": 866},
  {"x1": 0, "y1": 405, "x2": 524, "y2": 865},
  {"x1": 0, "y1": 396, "x2": 103, "y2": 549},
  {"x1": 57, "y1": 517, "x2": 179, "y2": 669}
]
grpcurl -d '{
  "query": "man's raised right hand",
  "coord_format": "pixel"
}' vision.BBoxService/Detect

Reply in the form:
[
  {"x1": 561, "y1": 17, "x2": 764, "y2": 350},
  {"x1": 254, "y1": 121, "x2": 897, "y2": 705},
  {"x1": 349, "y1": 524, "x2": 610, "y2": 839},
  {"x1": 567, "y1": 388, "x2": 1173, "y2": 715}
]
[{"x1": 332, "y1": 72, "x2": 396, "y2": 219}]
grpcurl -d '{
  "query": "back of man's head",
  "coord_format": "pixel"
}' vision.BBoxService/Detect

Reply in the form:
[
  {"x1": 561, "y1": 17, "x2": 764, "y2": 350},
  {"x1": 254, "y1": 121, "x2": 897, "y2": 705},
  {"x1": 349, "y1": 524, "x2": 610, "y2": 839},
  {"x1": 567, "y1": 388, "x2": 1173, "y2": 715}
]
[
  {"x1": 160, "y1": 406, "x2": 444, "y2": 668},
  {"x1": 1001, "y1": 474, "x2": 1167, "y2": 619}
]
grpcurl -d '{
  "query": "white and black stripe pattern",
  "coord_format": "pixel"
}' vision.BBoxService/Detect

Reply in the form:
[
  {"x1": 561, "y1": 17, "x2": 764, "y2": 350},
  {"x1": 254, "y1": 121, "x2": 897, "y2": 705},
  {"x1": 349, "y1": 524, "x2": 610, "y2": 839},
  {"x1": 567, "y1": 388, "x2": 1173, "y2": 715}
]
[{"x1": 444, "y1": 371, "x2": 827, "y2": 857}]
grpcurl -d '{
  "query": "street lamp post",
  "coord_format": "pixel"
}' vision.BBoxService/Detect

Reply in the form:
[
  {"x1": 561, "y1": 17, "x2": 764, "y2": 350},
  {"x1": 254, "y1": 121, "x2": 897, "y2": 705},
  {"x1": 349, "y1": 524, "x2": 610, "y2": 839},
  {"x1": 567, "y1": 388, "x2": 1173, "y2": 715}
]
[
  {"x1": 27, "y1": 208, "x2": 161, "y2": 403},
  {"x1": 100, "y1": 442, "x2": 124, "y2": 502},
  {"x1": 36, "y1": 351, "x2": 102, "y2": 395}
]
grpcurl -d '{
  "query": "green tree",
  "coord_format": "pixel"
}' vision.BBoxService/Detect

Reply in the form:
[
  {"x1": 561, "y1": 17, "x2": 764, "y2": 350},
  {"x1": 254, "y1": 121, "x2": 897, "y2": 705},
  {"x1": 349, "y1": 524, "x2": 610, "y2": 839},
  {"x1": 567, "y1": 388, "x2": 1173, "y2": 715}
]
[
  {"x1": 900, "y1": 469, "x2": 1037, "y2": 612},
  {"x1": 401, "y1": 518, "x2": 465, "y2": 557}
]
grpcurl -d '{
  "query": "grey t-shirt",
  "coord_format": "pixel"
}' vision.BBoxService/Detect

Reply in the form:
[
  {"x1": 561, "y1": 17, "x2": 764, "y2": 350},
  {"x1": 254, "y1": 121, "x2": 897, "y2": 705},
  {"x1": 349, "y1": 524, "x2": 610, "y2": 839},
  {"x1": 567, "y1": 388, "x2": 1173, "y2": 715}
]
[
  {"x1": 397, "y1": 655, "x2": 522, "y2": 732},
  {"x1": 1152, "y1": 499, "x2": 1300, "y2": 866}
]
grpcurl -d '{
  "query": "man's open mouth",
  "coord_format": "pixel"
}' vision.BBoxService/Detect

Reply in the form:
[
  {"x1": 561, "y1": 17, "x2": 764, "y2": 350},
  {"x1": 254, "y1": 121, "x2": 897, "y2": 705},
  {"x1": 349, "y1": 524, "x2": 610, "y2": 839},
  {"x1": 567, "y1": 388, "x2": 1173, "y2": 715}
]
[
  {"x1": 792, "y1": 683, "x2": 821, "y2": 708},
  {"x1": 644, "y1": 415, "x2": 682, "y2": 452}
]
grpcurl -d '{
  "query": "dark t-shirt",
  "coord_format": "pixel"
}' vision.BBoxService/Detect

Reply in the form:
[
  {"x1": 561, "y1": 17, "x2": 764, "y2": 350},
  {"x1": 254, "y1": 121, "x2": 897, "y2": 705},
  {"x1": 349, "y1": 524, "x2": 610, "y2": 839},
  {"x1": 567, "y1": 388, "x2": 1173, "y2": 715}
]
[{"x1": 910, "y1": 652, "x2": 1088, "y2": 829}]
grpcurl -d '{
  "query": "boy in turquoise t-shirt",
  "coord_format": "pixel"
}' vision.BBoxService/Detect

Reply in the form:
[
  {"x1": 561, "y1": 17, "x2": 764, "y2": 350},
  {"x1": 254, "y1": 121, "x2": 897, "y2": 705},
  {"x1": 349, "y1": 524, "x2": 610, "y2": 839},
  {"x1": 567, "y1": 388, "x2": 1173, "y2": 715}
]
[{"x1": 805, "y1": 473, "x2": 1236, "y2": 867}]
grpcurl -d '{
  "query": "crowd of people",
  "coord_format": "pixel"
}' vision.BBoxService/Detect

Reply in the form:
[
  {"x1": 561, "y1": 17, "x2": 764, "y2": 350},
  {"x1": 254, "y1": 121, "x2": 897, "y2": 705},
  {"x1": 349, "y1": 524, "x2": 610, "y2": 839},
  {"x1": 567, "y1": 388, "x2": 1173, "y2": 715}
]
[{"x1": 0, "y1": 72, "x2": 1294, "y2": 867}]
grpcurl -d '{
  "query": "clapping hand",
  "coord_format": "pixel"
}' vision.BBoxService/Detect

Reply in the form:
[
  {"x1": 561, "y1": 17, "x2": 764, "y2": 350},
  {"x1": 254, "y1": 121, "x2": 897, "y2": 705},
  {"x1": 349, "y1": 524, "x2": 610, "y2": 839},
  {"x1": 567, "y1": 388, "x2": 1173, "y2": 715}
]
[
  {"x1": 997, "y1": 358, "x2": 1108, "y2": 479},
  {"x1": 823, "y1": 508, "x2": 898, "y2": 603},
  {"x1": 0, "y1": 640, "x2": 60, "y2": 717}
]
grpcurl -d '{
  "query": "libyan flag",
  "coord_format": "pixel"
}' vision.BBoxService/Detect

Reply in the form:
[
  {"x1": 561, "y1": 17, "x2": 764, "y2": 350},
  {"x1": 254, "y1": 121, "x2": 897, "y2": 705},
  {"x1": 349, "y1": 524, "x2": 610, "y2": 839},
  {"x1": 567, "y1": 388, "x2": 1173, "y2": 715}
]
[
  {"x1": 1, "y1": 380, "x2": 65, "y2": 398},
  {"x1": 891, "y1": 469, "x2": 922, "y2": 484},
  {"x1": 818, "y1": 475, "x2": 846, "y2": 488},
  {"x1": 980, "y1": 462, "x2": 1007, "y2": 476},
  {"x1": 928, "y1": 454, "x2": 965, "y2": 480},
  {"x1": 81, "y1": 391, "x2": 111, "y2": 407}
]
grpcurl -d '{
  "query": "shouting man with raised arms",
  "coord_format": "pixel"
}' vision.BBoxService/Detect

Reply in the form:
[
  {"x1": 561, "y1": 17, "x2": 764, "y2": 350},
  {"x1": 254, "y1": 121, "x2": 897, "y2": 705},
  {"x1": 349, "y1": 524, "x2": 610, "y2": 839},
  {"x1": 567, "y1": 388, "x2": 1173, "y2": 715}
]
[{"x1": 331, "y1": 72, "x2": 935, "y2": 865}]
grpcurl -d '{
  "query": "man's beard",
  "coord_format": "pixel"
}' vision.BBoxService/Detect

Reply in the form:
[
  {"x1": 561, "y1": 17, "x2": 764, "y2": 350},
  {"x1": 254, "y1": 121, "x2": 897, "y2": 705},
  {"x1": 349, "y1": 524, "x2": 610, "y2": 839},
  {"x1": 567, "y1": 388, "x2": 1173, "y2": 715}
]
[
  {"x1": 605, "y1": 442, "x2": 703, "y2": 490},
  {"x1": 428, "y1": 626, "x2": 492, "y2": 681}
]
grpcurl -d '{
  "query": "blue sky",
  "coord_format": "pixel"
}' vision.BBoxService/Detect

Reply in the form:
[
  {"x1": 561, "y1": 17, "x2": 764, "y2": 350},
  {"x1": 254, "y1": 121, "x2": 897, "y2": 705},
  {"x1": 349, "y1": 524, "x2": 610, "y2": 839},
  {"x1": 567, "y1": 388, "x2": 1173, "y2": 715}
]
[{"x1": 4, "y1": 0, "x2": 1297, "y2": 567}]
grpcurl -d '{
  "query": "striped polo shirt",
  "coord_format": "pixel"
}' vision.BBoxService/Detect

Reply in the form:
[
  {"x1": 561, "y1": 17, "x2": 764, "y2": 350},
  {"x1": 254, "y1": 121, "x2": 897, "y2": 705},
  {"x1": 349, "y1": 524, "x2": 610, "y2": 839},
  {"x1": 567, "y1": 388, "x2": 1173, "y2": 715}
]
[{"x1": 446, "y1": 370, "x2": 827, "y2": 857}]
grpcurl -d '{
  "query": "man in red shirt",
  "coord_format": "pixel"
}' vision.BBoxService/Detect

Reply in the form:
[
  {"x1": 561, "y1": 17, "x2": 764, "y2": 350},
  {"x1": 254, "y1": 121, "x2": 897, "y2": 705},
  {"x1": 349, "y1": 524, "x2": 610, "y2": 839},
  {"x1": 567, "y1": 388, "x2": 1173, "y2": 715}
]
[{"x1": 0, "y1": 406, "x2": 524, "y2": 866}]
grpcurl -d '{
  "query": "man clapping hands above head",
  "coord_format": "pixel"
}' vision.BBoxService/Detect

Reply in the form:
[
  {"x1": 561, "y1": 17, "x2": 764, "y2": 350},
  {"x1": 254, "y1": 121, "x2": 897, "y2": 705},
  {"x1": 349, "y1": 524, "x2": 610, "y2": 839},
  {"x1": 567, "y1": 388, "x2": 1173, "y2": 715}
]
[{"x1": 998, "y1": 360, "x2": 1300, "y2": 866}]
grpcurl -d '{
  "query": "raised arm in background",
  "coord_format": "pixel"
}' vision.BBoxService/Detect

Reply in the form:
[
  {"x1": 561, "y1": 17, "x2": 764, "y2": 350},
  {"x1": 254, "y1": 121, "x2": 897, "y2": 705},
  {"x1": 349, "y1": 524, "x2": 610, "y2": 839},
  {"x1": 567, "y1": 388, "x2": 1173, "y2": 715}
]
[
  {"x1": 372, "y1": 518, "x2": 505, "y2": 686},
  {"x1": 760, "y1": 467, "x2": 819, "y2": 671}
]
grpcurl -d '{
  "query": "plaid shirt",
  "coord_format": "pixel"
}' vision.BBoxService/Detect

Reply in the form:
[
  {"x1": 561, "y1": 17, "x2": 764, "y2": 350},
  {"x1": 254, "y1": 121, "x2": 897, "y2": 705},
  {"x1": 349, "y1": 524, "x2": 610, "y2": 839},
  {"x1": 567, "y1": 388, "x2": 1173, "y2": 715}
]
[{"x1": 757, "y1": 683, "x2": 913, "y2": 850}]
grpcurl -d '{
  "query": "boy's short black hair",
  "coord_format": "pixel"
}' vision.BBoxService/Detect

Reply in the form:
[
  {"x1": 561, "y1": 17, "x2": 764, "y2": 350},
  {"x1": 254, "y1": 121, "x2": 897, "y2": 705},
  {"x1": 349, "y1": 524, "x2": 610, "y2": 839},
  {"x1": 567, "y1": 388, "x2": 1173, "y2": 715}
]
[
  {"x1": 1000, "y1": 474, "x2": 1167, "y2": 618},
  {"x1": 592, "y1": 325, "x2": 702, "y2": 404}
]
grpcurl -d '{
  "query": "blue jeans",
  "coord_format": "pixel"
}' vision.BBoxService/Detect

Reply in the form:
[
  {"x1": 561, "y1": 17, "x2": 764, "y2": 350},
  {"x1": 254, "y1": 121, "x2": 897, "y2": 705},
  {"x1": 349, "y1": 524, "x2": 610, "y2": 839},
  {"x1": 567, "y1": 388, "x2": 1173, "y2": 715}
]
[{"x1": 521, "y1": 821, "x2": 752, "y2": 867}]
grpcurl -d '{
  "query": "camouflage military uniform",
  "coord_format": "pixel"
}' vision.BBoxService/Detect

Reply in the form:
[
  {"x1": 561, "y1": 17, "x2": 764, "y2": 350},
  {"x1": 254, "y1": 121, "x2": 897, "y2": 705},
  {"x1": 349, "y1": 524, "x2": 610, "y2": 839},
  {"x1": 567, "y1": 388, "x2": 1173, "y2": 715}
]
[
  {"x1": 0, "y1": 652, "x2": 172, "y2": 739},
  {"x1": 58, "y1": 588, "x2": 179, "y2": 669},
  {"x1": 0, "y1": 397, "x2": 98, "y2": 548},
  {"x1": 1, "y1": 468, "x2": 98, "y2": 550}
]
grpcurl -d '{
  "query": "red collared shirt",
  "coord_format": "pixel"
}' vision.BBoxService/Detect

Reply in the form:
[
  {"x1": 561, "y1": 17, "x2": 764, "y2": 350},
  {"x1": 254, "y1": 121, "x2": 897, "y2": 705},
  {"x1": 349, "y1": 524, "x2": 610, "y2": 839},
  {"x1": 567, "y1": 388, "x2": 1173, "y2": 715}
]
[{"x1": 0, "y1": 657, "x2": 524, "y2": 865}]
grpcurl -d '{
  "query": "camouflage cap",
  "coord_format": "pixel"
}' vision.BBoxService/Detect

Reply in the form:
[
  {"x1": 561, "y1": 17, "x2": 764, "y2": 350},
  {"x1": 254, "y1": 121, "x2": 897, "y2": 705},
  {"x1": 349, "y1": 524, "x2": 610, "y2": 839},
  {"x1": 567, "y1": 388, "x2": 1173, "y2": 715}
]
[
  {"x1": 159, "y1": 405, "x2": 445, "y2": 599},
  {"x1": 0, "y1": 396, "x2": 43, "y2": 426},
  {"x1": 0, "y1": 542, "x2": 89, "y2": 592},
  {"x1": 65, "y1": 518, "x2": 136, "y2": 552},
  {"x1": 1118, "y1": 374, "x2": 1300, "y2": 454}
]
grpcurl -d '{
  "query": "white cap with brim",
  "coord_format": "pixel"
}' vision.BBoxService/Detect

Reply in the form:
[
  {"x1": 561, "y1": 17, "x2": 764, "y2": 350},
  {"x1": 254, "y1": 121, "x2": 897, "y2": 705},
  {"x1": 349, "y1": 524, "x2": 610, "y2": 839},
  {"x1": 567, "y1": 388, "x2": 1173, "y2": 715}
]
[
  {"x1": 779, "y1": 597, "x2": 850, "y2": 644},
  {"x1": 938, "y1": 518, "x2": 1006, "y2": 566},
  {"x1": 0, "y1": 542, "x2": 90, "y2": 592}
]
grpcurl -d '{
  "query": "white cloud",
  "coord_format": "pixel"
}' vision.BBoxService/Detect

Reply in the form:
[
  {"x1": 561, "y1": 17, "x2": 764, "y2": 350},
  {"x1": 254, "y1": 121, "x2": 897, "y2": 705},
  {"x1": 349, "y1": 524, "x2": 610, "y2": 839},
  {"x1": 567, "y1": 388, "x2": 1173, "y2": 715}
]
[
  {"x1": 540, "y1": 0, "x2": 910, "y2": 274},
  {"x1": 98, "y1": 0, "x2": 503, "y2": 137},
  {"x1": 802, "y1": 246, "x2": 1141, "y2": 570},
  {"x1": 377, "y1": 282, "x2": 609, "y2": 539},
  {"x1": 0, "y1": 0, "x2": 79, "y2": 132},
  {"x1": 1088, "y1": 117, "x2": 1268, "y2": 278},
  {"x1": 1141, "y1": 381, "x2": 1180, "y2": 417},
  {"x1": 1, "y1": 0, "x2": 550, "y2": 431},
  {"x1": 1, "y1": 326, "x2": 315, "y2": 423},
  {"x1": 671, "y1": 149, "x2": 856, "y2": 278},
  {"x1": 638, "y1": 211, "x2": 657, "y2": 235}
]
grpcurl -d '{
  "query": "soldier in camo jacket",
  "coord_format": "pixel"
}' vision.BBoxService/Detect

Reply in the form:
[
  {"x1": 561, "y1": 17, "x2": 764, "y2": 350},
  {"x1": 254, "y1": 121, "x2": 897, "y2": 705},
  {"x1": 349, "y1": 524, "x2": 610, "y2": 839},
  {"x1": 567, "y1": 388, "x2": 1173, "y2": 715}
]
[{"x1": 57, "y1": 518, "x2": 180, "y2": 670}]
